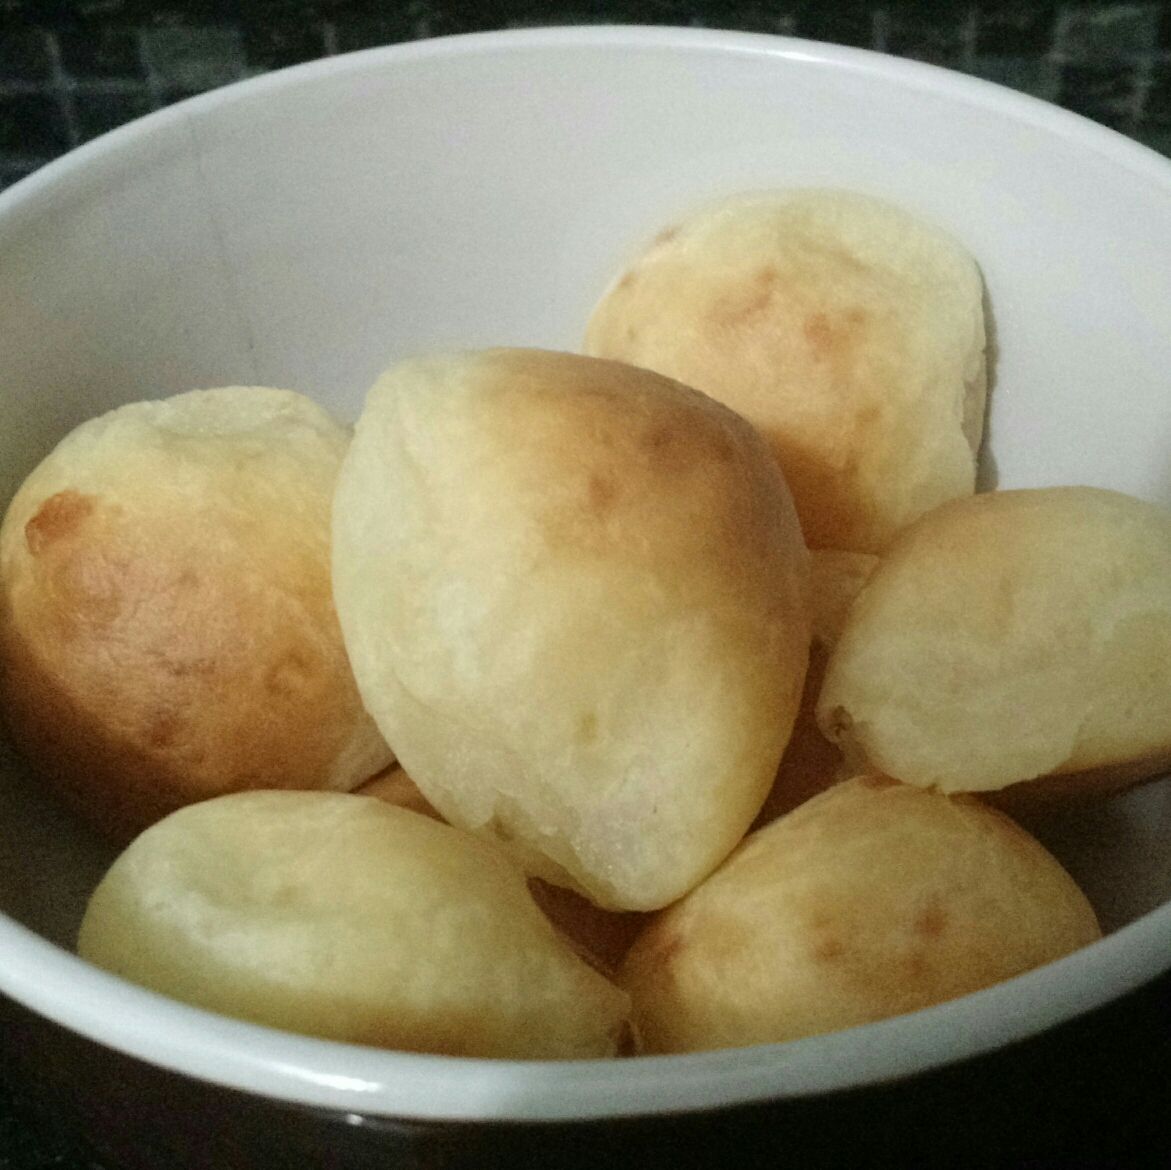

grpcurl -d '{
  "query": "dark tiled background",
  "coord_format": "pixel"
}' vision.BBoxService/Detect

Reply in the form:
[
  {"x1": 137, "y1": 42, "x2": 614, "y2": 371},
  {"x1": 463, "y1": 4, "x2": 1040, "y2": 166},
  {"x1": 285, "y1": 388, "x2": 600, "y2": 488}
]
[
  {"x1": 1, "y1": 2, "x2": 1171, "y2": 192},
  {"x1": 2, "y1": 2, "x2": 1171, "y2": 1167}
]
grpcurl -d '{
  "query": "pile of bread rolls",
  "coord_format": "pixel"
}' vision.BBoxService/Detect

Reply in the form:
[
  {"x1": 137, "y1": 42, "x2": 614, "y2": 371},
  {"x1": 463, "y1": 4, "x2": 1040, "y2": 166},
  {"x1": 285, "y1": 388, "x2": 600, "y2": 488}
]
[{"x1": 3, "y1": 189, "x2": 1169, "y2": 1060}]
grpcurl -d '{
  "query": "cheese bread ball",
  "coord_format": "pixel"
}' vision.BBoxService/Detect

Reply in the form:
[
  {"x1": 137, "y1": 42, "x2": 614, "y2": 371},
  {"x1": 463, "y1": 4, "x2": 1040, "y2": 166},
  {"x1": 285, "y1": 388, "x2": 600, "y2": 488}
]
[
  {"x1": 818, "y1": 487, "x2": 1171, "y2": 798},
  {"x1": 622, "y1": 776, "x2": 1100, "y2": 1053},
  {"x1": 332, "y1": 348, "x2": 811, "y2": 911},
  {"x1": 584, "y1": 190, "x2": 987, "y2": 553},
  {"x1": 0, "y1": 387, "x2": 392, "y2": 839},
  {"x1": 78, "y1": 791, "x2": 631, "y2": 1059}
]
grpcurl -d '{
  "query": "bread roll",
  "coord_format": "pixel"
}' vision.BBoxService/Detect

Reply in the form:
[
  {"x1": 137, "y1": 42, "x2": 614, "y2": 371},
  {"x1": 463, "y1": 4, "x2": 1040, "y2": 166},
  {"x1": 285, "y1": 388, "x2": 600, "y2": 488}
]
[
  {"x1": 818, "y1": 487, "x2": 1171, "y2": 797},
  {"x1": 0, "y1": 387, "x2": 392, "y2": 839},
  {"x1": 584, "y1": 189, "x2": 987, "y2": 553},
  {"x1": 331, "y1": 348, "x2": 810, "y2": 910},
  {"x1": 622, "y1": 776, "x2": 1100, "y2": 1052},
  {"x1": 78, "y1": 792, "x2": 630, "y2": 1058}
]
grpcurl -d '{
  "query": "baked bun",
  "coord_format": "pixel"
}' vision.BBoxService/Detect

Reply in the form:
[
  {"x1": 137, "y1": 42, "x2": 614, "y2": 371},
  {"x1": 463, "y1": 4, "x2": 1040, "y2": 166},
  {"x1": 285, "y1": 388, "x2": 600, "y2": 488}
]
[
  {"x1": 584, "y1": 189, "x2": 987, "y2": 553},
  {"x1": 78, "y1": 792, "x2": 630, "y2": 1058},
  {"x1": 818, "y1": 487, "x2": 1171, "y2": 798},
  {"x1": 621, "y1": 776, "x2": 1100, "y2": 1052},
  {"x1": 331, "y1": 348, "x2": 810, "y2": 911},
  {"x1": 0, "y1": 387, "x2": 392, "y2": 840}
]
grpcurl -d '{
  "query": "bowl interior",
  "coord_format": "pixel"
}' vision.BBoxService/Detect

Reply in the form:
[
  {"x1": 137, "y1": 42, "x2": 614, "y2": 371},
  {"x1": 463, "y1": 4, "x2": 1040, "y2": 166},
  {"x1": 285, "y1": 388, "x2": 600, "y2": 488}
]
[{"x1": 1, "y1": 26, "x2": 1171, "y2": 1120}]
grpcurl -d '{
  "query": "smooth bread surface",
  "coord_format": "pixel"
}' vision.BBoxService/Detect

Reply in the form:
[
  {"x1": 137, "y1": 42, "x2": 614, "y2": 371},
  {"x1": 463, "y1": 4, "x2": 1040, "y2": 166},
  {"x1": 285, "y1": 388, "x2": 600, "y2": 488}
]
[
  {"x1": 78, "y1": 791, "x2": 631, "y2": 1058},
  {"x1": 621, "y1": 776, "x2": 1100, "y2": 1052},
  {"x1": 818, "y1": 487, "x2": 1171, "y2": 796},
  {"x1": 331, "y1": 348, "x2": 811, "y2": 910},
  {"x1": 0, "y1": 387, "x2": 392, "y2": 839},
  {"x1": 585, "y1": 189, "x2": 986, "y2": 553}
]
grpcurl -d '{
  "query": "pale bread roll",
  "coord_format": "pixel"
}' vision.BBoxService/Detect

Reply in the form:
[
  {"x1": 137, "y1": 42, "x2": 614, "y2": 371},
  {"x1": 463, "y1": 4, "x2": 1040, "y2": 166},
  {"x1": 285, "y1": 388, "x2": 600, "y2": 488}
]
[
  {"x1": 818, "y1": 487, "x2": 1171, "y2": 797},
  {"x1": 0, "y1": 387, "x2": 392, "y2": 840},
  {"x1": 584, "y1": 189, "x2": 987, "y2": 553},
  {"x1": 622, "y1": 776, "x2": 1100, "y2": 1053},
  {"x1": 77, "y1": 792, "x2": 630, "y2": 1058},
  {"x1": 331, "y1": 348, "x2": 811, "y2": 911}
]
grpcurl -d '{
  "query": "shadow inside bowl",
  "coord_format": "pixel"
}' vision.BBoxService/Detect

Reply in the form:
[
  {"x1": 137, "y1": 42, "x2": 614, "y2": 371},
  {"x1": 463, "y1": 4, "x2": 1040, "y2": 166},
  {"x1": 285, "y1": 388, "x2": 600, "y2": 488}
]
[
  {"x1": 0, "y1": 738, "x2": 115, "y2": 949},
  {"x1": 975, "y1": 282, "x2": 1000, "y2": 492}
]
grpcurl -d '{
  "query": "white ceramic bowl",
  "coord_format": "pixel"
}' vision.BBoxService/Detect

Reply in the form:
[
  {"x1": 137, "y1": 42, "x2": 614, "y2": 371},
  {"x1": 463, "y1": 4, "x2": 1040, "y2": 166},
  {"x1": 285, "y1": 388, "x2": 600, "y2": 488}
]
[{"x1": 2, "y1": 24, "x2": 1171, "y2": 1130}]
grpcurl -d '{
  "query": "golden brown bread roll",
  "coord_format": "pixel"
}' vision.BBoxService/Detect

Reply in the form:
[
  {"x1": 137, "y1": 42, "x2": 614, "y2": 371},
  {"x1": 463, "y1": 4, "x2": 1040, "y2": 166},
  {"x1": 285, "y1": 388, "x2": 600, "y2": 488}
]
[
  {"x1": 331, "y1": 348, "x2": 811, "y2": 911},
  {"x1": 584, "y1": 189, "x2": 987, "y2": 553},
  {"x1": 621, "y1": 776, "x2": 1100, "y2": 1053},
  {"x1": 817, "y1": 487, "x2": 1171, "y2": 798},
  {"x1": 78, "y1": 791, "x2": 631, "y2": 1058},
  {"x1": 0, "y1": 386, "x2": 392, "y2": 840}
]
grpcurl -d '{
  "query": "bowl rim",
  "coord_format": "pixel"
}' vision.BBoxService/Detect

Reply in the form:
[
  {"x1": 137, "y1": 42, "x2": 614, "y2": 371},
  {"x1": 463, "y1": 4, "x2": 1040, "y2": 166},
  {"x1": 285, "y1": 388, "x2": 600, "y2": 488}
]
[
  {"x1": 2, "y1": 22, "x2": 1170, "y2": 1123},
  {"x1": 4, "y1": 19, "x2": 1171, "y2": 214}
]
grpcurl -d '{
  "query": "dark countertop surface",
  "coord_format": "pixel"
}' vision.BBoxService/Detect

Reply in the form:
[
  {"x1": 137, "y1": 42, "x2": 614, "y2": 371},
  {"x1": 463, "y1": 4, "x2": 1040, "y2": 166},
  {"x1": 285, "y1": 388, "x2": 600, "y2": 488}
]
[{"x1": 2, "y1": 3, "x2": 1171, "y2": 1167}]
